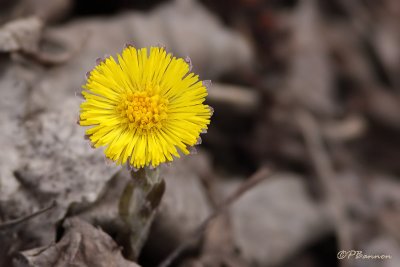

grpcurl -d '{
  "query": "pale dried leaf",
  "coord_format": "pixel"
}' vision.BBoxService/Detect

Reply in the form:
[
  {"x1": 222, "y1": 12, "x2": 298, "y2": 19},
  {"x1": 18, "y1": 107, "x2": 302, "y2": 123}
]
[
  {"x1": 14, "y1": 218, "x2": 141, "y2": 267},
  {"x1": 0, "y1": 17, "x2": 43, "y2": 53}
]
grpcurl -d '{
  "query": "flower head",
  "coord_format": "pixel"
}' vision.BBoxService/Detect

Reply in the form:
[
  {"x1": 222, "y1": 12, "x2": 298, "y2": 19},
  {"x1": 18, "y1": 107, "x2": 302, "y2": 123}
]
[{"x1": 79, "y1": 46, "x2": 212, "y2": 169}]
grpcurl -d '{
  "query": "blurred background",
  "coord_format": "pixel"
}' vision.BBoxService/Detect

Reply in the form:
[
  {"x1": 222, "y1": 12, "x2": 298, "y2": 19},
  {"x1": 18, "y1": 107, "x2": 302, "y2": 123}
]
[{"x1": 0, "y1": 0, "x2": 400, "y2": 266}]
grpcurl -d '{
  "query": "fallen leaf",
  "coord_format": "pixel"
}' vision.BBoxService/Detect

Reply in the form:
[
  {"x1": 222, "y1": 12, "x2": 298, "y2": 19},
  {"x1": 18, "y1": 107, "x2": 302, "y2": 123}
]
[{"x1": 14, "y1": 218, "x2": 141, "y2": 267}]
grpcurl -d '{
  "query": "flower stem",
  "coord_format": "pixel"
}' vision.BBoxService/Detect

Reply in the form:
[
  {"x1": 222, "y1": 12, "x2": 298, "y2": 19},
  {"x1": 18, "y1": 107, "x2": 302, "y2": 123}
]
[{"x1": 119, "y1": 167, "x2": 165, "y2": 260}]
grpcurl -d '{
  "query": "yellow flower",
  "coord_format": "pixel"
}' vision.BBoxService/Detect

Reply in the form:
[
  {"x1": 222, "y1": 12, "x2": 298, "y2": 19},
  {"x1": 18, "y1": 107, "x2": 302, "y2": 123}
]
[{"x1": 79, "y1": 46, "x2": 212, "y2": 169}]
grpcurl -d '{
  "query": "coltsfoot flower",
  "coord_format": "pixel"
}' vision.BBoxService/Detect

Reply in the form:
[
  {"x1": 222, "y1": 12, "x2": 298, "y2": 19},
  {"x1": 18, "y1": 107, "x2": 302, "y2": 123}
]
[{"x1": 79, "y1": 46, "x2": 212, "y2": 169}]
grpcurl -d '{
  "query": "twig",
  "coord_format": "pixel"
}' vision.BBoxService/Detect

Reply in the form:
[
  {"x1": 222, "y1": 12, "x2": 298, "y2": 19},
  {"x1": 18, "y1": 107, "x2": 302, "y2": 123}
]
[
  {"x1": 296, "y1": 109, "x2": 352, "y2": 267},
  {"x1": 158, "y1": 167, "x2": 272, "y2": 267},
  {"x1": 0, "y1": 201, "x2": 56, "y2": 231}
]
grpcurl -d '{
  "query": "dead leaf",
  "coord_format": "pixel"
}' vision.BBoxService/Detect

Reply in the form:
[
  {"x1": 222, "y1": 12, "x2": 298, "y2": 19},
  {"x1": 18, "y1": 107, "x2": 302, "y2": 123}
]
[
  {"x1": 226, "y1": 174, "x2": 331, "y2": 266},
  {"x1": 0, "y1": 17, "x2": 43, "y2": 53},
  {"x1": 285, "y1": 0, "x2": 335, "y2": 115},
  {"x1": 14, "y1": 218, "x2": 141, "y2": 267}
]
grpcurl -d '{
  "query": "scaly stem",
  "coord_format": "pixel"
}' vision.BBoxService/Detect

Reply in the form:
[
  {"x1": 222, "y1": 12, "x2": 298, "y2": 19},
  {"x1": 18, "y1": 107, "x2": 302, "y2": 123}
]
[{"x1": 119, "y1": 167, "x2": 165, "y2": 260}]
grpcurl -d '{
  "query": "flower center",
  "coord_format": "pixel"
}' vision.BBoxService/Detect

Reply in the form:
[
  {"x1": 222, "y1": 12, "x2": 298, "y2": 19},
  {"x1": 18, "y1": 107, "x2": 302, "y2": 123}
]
[{"x1": 117, "y1": 91, "x2": 168, "y2": 131}]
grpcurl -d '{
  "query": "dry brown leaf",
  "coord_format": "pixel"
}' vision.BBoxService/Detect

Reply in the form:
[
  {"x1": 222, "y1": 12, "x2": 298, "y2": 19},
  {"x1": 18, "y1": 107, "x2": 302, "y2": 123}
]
[
  {"x1": 226, "y1": 174, "x2": 331, "y2": 266},
  {"x1": 14, "y1": 218, "x2": 141, "y2": 267},
  {"x1": 0, "y1": 17, "x2": 43, "y2": 53},
  {"x1": 284, "y1": 0, "x2": 335, "y2": 115}
]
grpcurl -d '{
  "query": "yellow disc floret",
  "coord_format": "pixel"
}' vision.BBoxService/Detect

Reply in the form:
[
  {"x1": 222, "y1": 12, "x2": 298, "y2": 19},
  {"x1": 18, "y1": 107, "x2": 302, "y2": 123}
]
[{"x1": 117, "y1": 89, "x2": 169, "y2": 132}]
